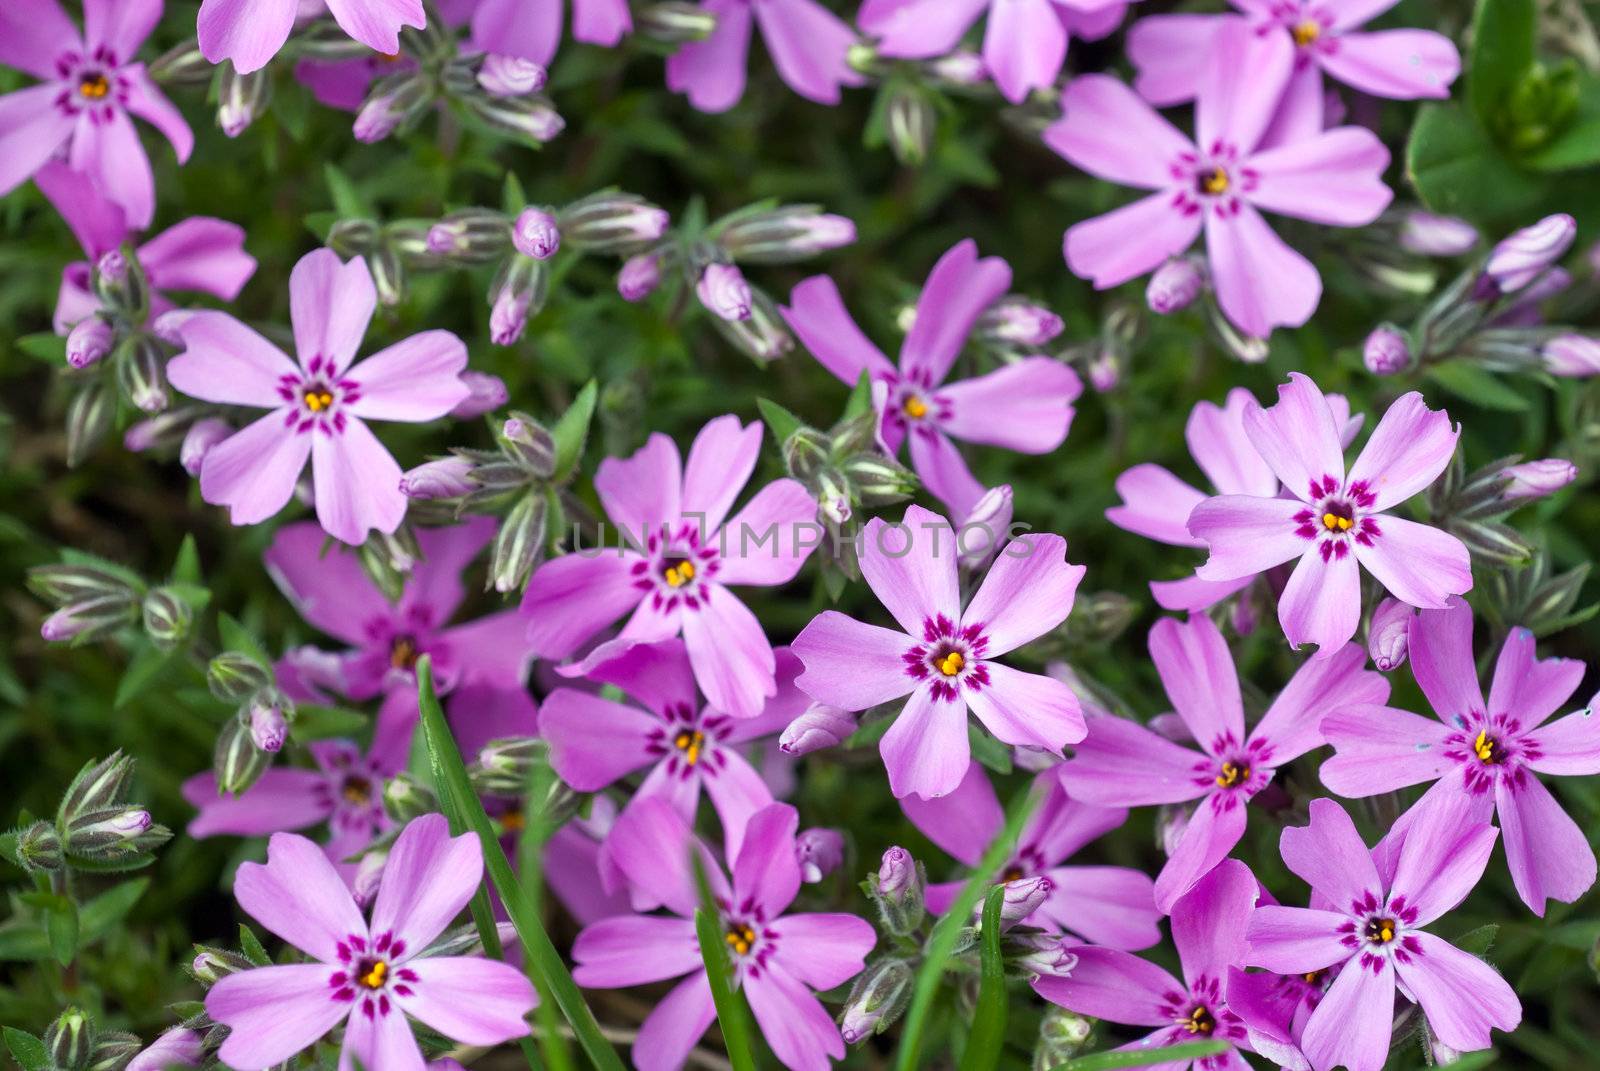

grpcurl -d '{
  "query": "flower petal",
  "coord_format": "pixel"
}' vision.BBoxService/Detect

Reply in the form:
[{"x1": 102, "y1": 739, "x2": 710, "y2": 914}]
[
  {"x1": 344, "y1": 332, "x2": 469, "y2": 422},
  {"x1": 312, "y1": 419, "x2": 406, "y2": 546},
  {"x1": 859, "y1": 504, "x2": 961, "y2": 634},
  {"x1": 572, "y1": 916, "x2": 700, "y2": 987},
  {"x1": 1300, "y1": 955, "x2": 1394, "y2": 1071},
  {"x1": 901, "y1": 239, "x2": 1011, "y2": 386},
  {"x1": 767, "y1": 913, "x2": 876, "y2": 990},
  {"x1": 1496, "y1": 773, "x2": 1595, "y2": 916},
  {"x1": 1239, "y1": 373, "x2": 1345, "y2": 502},
  {"x1": 780, "y1": 275, "x2": 895, "y2": 385},
  {"x1": 939, "y1": 357, "x2": 1081, "y2": 453},
  {"x1": 961, "y1": 534, "x2": 1084, "y2": 656},
  {"x1": 263, "y1": 521, "x2": 391, "y2": 646},
  {"x1": 1344, "y1": 392, "x2": 1458, "y2": 512},
  {"x1": 1318, "y1": 29, "x2": 1459, "y2": 100},
  {"x1": 860, "y1": 0, "x2": 987, "y2": 59},
  {"x1": 521, "y1": 551, "x2": 647, "y2": 661},
  {"x1": 1031, "y1": 945, "x2": 1179, "y2": 1027},
  {"x1": 323, "y1": 0, "x2": 426, "y2": 56},
  {"x1": 1150, "y1": 615, "x2": 1244, "y2": 753},
  {"x1": 336, "y1": 997, "x2": 424, "y2": 1071},
  {"x1": 1064, "y1": 192, "x2": 1203, "y2": 289},
  {"x1": 542, "y1": 690, "x2": 658, "y2": 791},
  {"x1": 138, "y1": 217, "x2": 255, "y2": 299},
  {"x1": 371, "y1": 813, "x2": 482, "y2": 952},
  {"x1": 1353, "y1": 515, "x2": 1472, "y2": 611},
  {"x1": 1394, "y1": 932, "x2": 1520, "y2": 1051},
  {"x1": 123, "y1": 66, "x2": 193, "y2": 164},
  {"x1": 604, "y1": 798, "x2": 705, "y2": 917},
  {"x1": 703, "y1": 748, "x2": 774, "y2": 860},
  {"x1": 1278, "y1": 798, "x2": 1381, "y2": 914},
  {"x1": 235, "y1": 832, "x2": 368, "y2": 960},
  {"x1": 596, "y1": 432, "x2": 683, "y2": 549},
  {"x1": 198, "y1": 0, "x2": 297, "y2": 73},
  {"x1": 169, "y1": 311, "x2": 300, "y2": 407},
  {"x1": 751, "y1": 0, "x2": 863, "y2": 106},
  {"x1": 1189, "y1": 495, "x2": 1309, "y2": 581},
  {"x1": 1039, "y1": 865, "x2": 1161, "y2": 950},
  {"x1": 1126, "y1": 14, "x2": 1222, "y2": 105},
  {"x1": 664, "y1": 0, "x2": 752, "y2": 114},
  {"x1": 69, "y1": 107, "x2": 155, "y2": 228},
  {"x1": 1278, "y1": 543, "x2": 1361, "y2": 654},
  {"x1": 1253, "y1": 641, "x2": 1390, "y2": 764},
  {"x1": 1388, "y1": 792, "x2": 1497, "y2": 927},
  {"x1": 982, "y1": 0, "x2": 1068, "y2": 104},
  {"x1": 682, "y1": 583, "x2": 776, "y2": 719},
  {"x1": 208, "y1": 964, "x2": 350, "y2": 1070},
  {"x1": 732, "y1": 802, "x2": 803, "y2": 917},
  {"x1": 907, "y1": 428, "x2": 986, "y2": 519},
  {"x1": 682, "y1": 415, "x2": 761, "y2": 537},
  {"x1": 1205, "y1": 204, "x2": 1321, "y2": 337},
  {"x1": 965, "y1": 662, "x2": 1085, "y2": 752},
  {"x1": 1526, "y1": 707, "x2": 1600, "y2": 775},
  {"x1": 400, "y1": 956, "x2": 537, "y2": 1045},
  {"x1": 1053, "y1": 713, "x2": 1210, "y2": 807},
  {"x1": 1487, "y1": 626, "x2": 1584, "y2": 731},
  {"x1": 290, "y1": 249, "x2": 377, "y2": 375},
  {"x1": 199, "y1": 409, "x2": 311, "y2": 527},
  {"x1": 898, "y1": 762, "x2": 1001, "y2": 868},
  {"x1": 1244, "y1": 905, "x2": 1352, "y2": 974},
  {"x1": 1046, "y1": 75, "x2": 1195, "y2": 188},
  {"x1": 1107, "y1": 465, "x2": 1208, "y2": 548},
  {"x1": 791, "y1": 611, "x2": 918, "y2": 711},
  {"x1": 1153, "y1": 792, "x2": 1247, "y2": 913},
  {"x1": 183, "y1": 769, "x2": 332, "y2": 839},
  {"x1": 1318, "y1": 704, "x2": 1453, "y2": 796},
  {"x1": 1407, "y1": 600, "x2": 1487, "y2": 723},
  {"x1": 1196, "y1": 18, "x2": 1294, "y2": 155},
  {"x1": 1172, "y1": 859, "x2": 1257, "y2": 988},
  {"x1": 881, "y1": 685, "x2": 970, "y2": 800},
  {"x1": 633, "y1": 972, "x2": 716, "y2": 1071},
  {"x1": 714, "y1": 478, "x2": 820, "y2": 587},
  {"x1": 1187, "y1": 388, "x2": 1279, "y2": 497},
  {"x1": 0, "y1": 0, "x2": 81, "y2": 79},
  {"x1": 1245, "y1": 126, "x2": 1392, "y2": 226}
]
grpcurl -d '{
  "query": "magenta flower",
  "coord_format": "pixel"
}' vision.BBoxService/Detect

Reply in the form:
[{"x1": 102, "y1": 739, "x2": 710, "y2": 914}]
[
  {"x1": 1045, "y1": 20, "x2": 1391, "y2": 336},
  {"x1": 521, "y1": 414, "x2": 817, "y2": 719},
  {"x1": 781, "y1": 240, "x2": 1082, "y2": 517},
  {"x1": 1108, "y1": 387, "x2": 1362, "y2": 613},
  {"x1": 1034, "y1": 859, "x2": 1259, "y2": 1070},
  {"x1": 791, "y1": 504, "x2": 1086, "y2": 800},
  {"x1": 35, "y1": 160, "x2": 255, "y2": 335},
  {"x1": 1188, "y1": 373, "x2": 1471, "y2": 655},
  {"x1": 901, "y1": 765, "x2": 1161, "y2": 950},
  {"x1": 168, "y1": 249, "x2": 470, "y2": 545},
  {"x1": 0, "y1": 0, "x2": 191, "y2": 229},
  {"x1": 1243, "y1": 798, "x2": 1519, "y2": 1071},
  {"x1": 468, "y1": 0, "x2": 631, "y2": 65},
  {"x1": 1129, "y1": 5, "x2": 1458, "y2": 136},
  {"x1": 198, "y1": 0, "x2": 426, "y2": 74},
  {"x1": 571, "y1": 799, "x2": 875, "y2": 1071},
  {"x1": 127, "y1": 1028, "x2": 203, "y2": 1071},
  {"x1": 1055, "y1": 614, "x2": 1387, "y2": 910},
  {"x1": 206, "y1": 814, "x2": 537, "y2": 1070},
  {"x1": 859, "y1": 0, "x2": 1139, "y2": 104},
  {"x1": 665, "y1": 0, "x2": 865, "y2": 113},
  {"x1": 544, "y1": 637, "x2": 808, "y2": 872},
  {"x1": 1320, "y1": 599, "x2": 1600, "y2": 915}
]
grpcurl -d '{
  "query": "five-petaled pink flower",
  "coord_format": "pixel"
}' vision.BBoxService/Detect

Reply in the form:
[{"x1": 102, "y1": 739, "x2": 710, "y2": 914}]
[
  {"x1": 0, "y1": 0, "x2": 192, "y2": 229},
  {"x1": 1055, "y1": 614, "x2": 1387, "y2": 909},
  {"x1": 1046, "y1": 19, "x2": 1391, "y2": 336},
  {"x1": 1243, "y1": 798, "x2": 1520, "y2": 1071},
  {"x1": 198, "y1": 0, "x2": 426, "y2": 75},
  {"x1": 168, "y1": 248, "x2": 470, "y2": 545},
  {"x1": 781, "y1": 239, "x2": 1082, "y2": 518},
  {"x1": 1188, "y1": 372, "x2": 1471, "y2": 655},
  {"x1": 665, "y1": 0, "x2": 866, "y2": 113},
  {"x1": 205, "y1": 814, "x2": 537, "y2": 1071},
  {"x1": 791, "y1": 504, "x2": 1087, "y2": 800},
  {"x1": 521, "y1": 414, "x2": 817, "y2": 719},
  {"x1": 572, "y1": 799, "x2": 875, "y2": 1071},
  {"x1": 1320, "y1": 599, "x2": 1600, "y2": 915}
]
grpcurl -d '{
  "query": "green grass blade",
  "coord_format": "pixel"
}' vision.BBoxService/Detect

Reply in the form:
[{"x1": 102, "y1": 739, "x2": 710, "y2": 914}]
[
  {"x1": 958, "y1": 885, "x2": 1009, "y2": 1071},
  {"x1": 518, "y1": 751, "x2": 575, "y2": 1071},
  {"x1": 415, "y1": 657, "x2": 623, "y2": 1071},
  {"x1": 1049, "y1": 1040, "x2": 1231, "y2": 1070},
  {"x1": 692, "y1": 853, "x2": 759, "y2": 1071},
  {"x1": 895, "y1": 783, "x2": 1041, "y2": 1071}
]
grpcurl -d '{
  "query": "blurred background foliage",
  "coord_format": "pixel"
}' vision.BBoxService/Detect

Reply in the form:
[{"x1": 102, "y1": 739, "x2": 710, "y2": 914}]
[{"x1": 3, "y1": 0, "x2": 1600, "y2": 1066}]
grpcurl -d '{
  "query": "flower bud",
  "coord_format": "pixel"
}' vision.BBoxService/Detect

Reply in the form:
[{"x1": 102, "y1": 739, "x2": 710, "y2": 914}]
[
  {"x1": 207, "y1": 650, "x2": 273, "y2": 702},
  {"x1": 1486, "y1": 214, "x2": 1576, "y2": 293},
  {"x1": 67, "y1": 315, "x2": 115, "y2": 369},
  {"x1": 141, "y1": 586, "x2": 193, "y2": 650},
  {"x1": 1501, "y1": 458, "x2": 1577, "y2": 501},
  {"x1": 478, "y1": 53, "x2": 548, "y2": 96},
  {"x1": 1085, "y1": 351, "x2": 1120, "y2": 392},
  {"x1": 218, "y1": 63, "x2": 270, "y2": 137},
  {"x1": 400, "y1": 456, "x2": 477, "y2": 500},
  {"x1": 490, "y1": 492, "x2": 549, "y2": 593},
  {"x1": 512, "y1": 207, "x2": 562, "y2": 259},
  {"x1": 779, "y1": 703, "x2": 856, "y2": 756},
  {"x1": 840, "y1": 453, "x2": 917, "y2": 505},
  {"x1": 127, "y1": 1027, "x2": 204, "y2": 1071},
  {"x1": 93, "y1": 247, "x2": 149, "y2": 319},
  {"x1": 502, "y1": 413, "x2": 558, "y2": 477},
  {"x1": 488, "y1": 255, "x2": 550, "y2": 346},
  {"x1": 1398, "y1": 211, "x2": 1479, "y2": 257},
  {"x1": 28, "y1": 562, "x2": 140, "y2": 608},
  {"x1": 249, "y1": 701, "x2": 288, "y2": 752},
  {"x1": 998, "y1": 875, "x2": 1052, "y2": 927},
  {"x1": 717, "y1": 206, "x2": 856, "y2": 263},
  {"x1": 885, "y1": 83, "x2": 934, "y2": 167},
  {"x1": 124, "y1": 406, "x2": 198, "y2": 453},
  {"x1": 708, "y1": 286, "x2": 793, "y2": 361},
  {"x1": 190, "y1": 947, "x2": 251, "y2": 986},
  {"x1": 47, "y1": 1007, "x2": 95, "y2": 1071},
  {"x1": 796, "y1": 828, "x2": 844, "y2": 883},
  {"x1": 383, "y1": 771, "x2": 439, "y2": 823},
  {"x1": 179, "y1": 417, "x2": 233, "y2": 476},
  {"x1": 1363, "y1": 324, "x2": 1411, "y2": 376},
  {"x1": 59, "y1": 751, "x2": 135, "y2": 821},
  {"x1": 559, "y1": 192, "x2": 671, "y2": 251},
  {"x1": 1451, "y1": 518, "x2": 1537, "y2": 566},
  {"x1": 147, "y1": 40, "x2": 215, "y2": 86},
  {"x1": 215, "y1": 717, "x2": 271, "y2": 795},
  {"x1": 15, "y1": 820, "x2": 63, "y2": 872},
  {"x1": 816, "y1": 471, "x2": 852, "y2": 525},
  {"x1": 474, "y1": 735, "x2": 548, "y2": 795},
  {"x1": 451, "y1": 371, "x2": 509, "y2": 418},
  {"x1": 328, "y1": 218, "x2": 381, "y2": 258},
  {"x1": 66, "y1": 806, "x2": 168, "y2": 858},
  {"x1": 41, "y1": 593, "x2": 140, "y2": 643},
  {"x1": 927, "y1": 50, "x2": 986, "y2": 87},
  {"x1": 89, "y1": 1029, "x2": 141, "y2": 1071},
  {"x1": 1146, "y1": 256, "x2": 1205, "y2": 314},
  {"x1": 958, "y1": 485, "x2": 1013, "y2": 570},
  {"x1": 116, "y1": 335, "x2": 169, "y2": 413},
  {"x1": 427, "y1": 208, "x2": 512, "y2": 263},
  {"x1": 1541, "y1": 333, "x2": 1600, "y2": 377},
  {"x1": 355, "y1": 72, "x2": 433, "y2": 142},
  {"x1": 618, "y1": 252, "x2": 664, "y2": 301},
  {"x1": 65, "y1": 376, "x2": 113, "y2": 466},
  {"x1": 1368, "y1": 597, "x2": 1412, "y2": 672},
  {"x1": 978, "y1": 297, "x2": 1063, "y2": 347},
  {"x1": 1035, "y1": 1006, "x2": 1094, "y2": 1067},
  {"x1": 839, "y1": 958, "x2": 914, "y2": 1043},
  {"x1": 875, "y1": 846, "x2": 925, "y2": 935},
  {"x1": 1009, "y1": 932, "x2": 1079, "y2": 979},
  {"x1": 637, "y1": 1, "x2": 719, "y2": 43},
  {"x1": 352, "y1": 849, "x2": 389, "y2": 907},
  {"x1": 462, "y1": 91, "x2": 565, "y2": 144}
]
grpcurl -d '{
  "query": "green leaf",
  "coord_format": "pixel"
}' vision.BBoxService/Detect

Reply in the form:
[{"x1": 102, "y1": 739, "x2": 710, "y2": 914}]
[
  {"x1": 1048, "y1": 1041, "x2": 1232, "y2": 1070},
  {"x1": 1407, "y1": 1050, "x2": 1499, "y2": 1071},
  {"x1": 550, "y1": 380, "x2": 599, "y2": 483},
  {"x1": 239, "y1": 923, "x2": 271, "y2": 966},
  {"x1": 172, "y1": 535, "x2": 203, "y2": 585},
  {"x1": 843, "y1": 370, "x2": 875, "y2": 422},
  {"x1": 1425, "y1": 362, "x2": 1532, "y2": 412},
  {"x1": 1467, "y1": 0, "x2": 1537, "y2": 130},
  {"x1": 1406, "y1": 103, "x2": 1546, "y2": 227},
  {"x1": 958, "y1": 886, "x2": 1008, "y2": 1071},
  {"x1": 1523, "y1": 79, "x2": 1600, "y2": 171},
  {"x1": 693, "y1": 861, "x2": 759, "y2": 1071},
  {"x1": 16, "y1": 332, "x2": 67, "y2": 364},
  {"x1": 503, "y1": 172, "x2": 528, "y2": 213},
  {"x1": 756, "y1": 398, "x2": 806, "y2": 449},
  {"x1": 324, "y1": 162, "x2": 373, "y2": 220},
  {"x1": 217, "y1": 613, "x2": 273, "y2": 670},
  {"x1": 115, "y1": 642, "x2": 175, "y2": 709},
  {"x1": 3, "y1": 1027, "x2": 51, "y2": 1071},
  {"x1": 968, "y1": 725, "x2": 1013, "y2": 776},
  {"x1": 896, "y1": 785, "x2": 1040, "y2": 1071},
  {"x1": 0, "y1": 920, "x2": 50, "y2": 962},
  {"x1": 79, "y1": 877, "x2": 149, "y2": 944},
  {"x1": 46, "y1": 896, "x2": 78, "y2": 967},
  {"x1": 289, "y1": 705, "x2": 371, "y2": 742},
  {"x1": 414, "y1": 657, "x2": 626, "y2": 1071},
  {"x1": 1454, "y1": 922, "x2": 1499, "y2": 957}
]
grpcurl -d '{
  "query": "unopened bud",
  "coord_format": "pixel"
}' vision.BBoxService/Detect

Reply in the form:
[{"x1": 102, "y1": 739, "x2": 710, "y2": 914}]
[
  {"x1": 958, "y1": 485, "x2": 1014, "y2": 569},
  {"x1": 124, "y1": 406, "x2": 198, "y2": 453},
  {"x1": 1542, "y1": 334, "x2": 1600, "y2": 377},
  {"x1": 116, "y1": 335, "x2": 169, "y2": 413},
  {"x1": 780, "y1": 703, "x2": 856, "y2": 755},
  {"x1": 352, "y1": 849, "x2": 389, "y2": 906},
  {"x1": 927, "y1": 50, "x2": 986, "y2": 87},
  {"x1": 66, "y1": 806, "x2": 167, "y2": 858},
  {"x1": 637, "y1": 1, "x2": 719, "y2": 43},
  {"x1": 1451, "y1": 518, "x2": 1536, "y2": 566},
  {"x1": 207, "y1": 651, "x2": 272, "y2": 702},
  {"x1": 180, "y1": 417, "x2": 233, "y2": 476},
  {"x1": 559, "y1": 192, "x2": 671, "y2": 251},
  {"x1": 885, "y1": 84, "x2": 934, "y2": 167},
  {"x1": 874, "y1": 845, "x2": 925, "y2": 935},
  {"x1": 978, "y1": 297, "x2": 1063, "y2": 347},
  {"x1": 15, "y1": 820, "x2": 63, "y2": 872},
  {"x1": 998, "y1": 875, "x2": 1052, "y2": 927},
  {"x1": 67, "y1": 376, "x2": 114, "y2": 466},
  {"x1": 190, "y1": 947, "x2": 252, "y2": 985},
  {"x1": 462, "y1": 91, "x2": 565, "y2": 144},
  {"x1": 1399, "y1": 211, "x2": 1479, "y2": 257},
  {"x1": 816, "y1": 471, "x2": 852, "y2": 525},
  {"x1": 328, "y1": 218, "x2": 381, "y2": 258},
  {"x1": 1486, "y1": 214, "x2": 1576, "y2": 293},
  {"x1": 127, "y1": 1028, "x2": 204, "y2": 1071},
  {"x1": 59, "y1": 751, "x2": 135, "y2": 820},
  {"x1": 41, "y1": 594, "x2": 139, "y2": 643},
  {"x1": 47, "y1": 1007, "x2": 95, "y2": 1071},
  {"x1": 709, "y1": 286, "x2": 793, "y2": 361},
  {"x1": 215, "y1": 718, "x2": 270, "y2": 795},
  {"x1": 218, "y1": 63, "x2": 270, "y2": 137},
  {"x1": 383, "y1": 771, "x2": 438, "y2": 823},
  {"x1": 355, "y1": 73, "x2": 434, "y2": 142},
  {"x1": 1368, "y1": 597, "x2": 1412, "y2": 672},
  {"x1": 1010, "y1": 932, "x2": 1078, "y2": 979},
  {"x1": 1085, "y1": 351, "x2": 1120, "y2": 392},
  {"x1": 502, "y1": 414, "x2": 557, "y2": 476},
  {"x1": 512, "y1": 208, "x2": 562, "y2": 259},
  {"x1": 474, "y1": 735, "x2": 549, "y2": 795},
  {"x1": 718, "y1": 206, "x2": 856, "y2": 263},
  {"x1": 1501, "y1": 458, "x2": 1577, "y2": 501},
  {"x1": 1035, "y1": 1006, "x2": 1093, "y2": 1068},
  {"x1": 840, "y1": 958, "x2": 914, "y2": 1043},
  {"x1": 400, "y1": 455, "x2": 477, "y2": 500},
  {"x1": 147, "y1": 40, "x2": 214, "y2": 86},
  {"x1": 67, "y1": 315, "x2": 115, "y2": 369},
  {"x1": 141, "y1": 587, "x2": 193, "y2": 650},
  {"x1": 840, "y1": 453, "x2": 917, "y2": 505},
  {"x1": 618, "y1": 252, "x2": 664, "y2": 301},
  {"x1": 249, "y1": 702, "x2": 288, "y2": 752},
  {"x1": 426, "y1": 208, "x2": 512, "y2": 263},
  {"x1": 89, "y1": 1029, "x2": 140, "y2": 1071},
  {"x1": 488, "y1": 256, "x2": 550, "y2": 345},
  {"x1": 796, "y1": 828, "x2": 844, "y2": 883},
  {"x1": 94, "y1": 247, "x2": 148, "y2": 319},
  {"x1": 1147, "y1": 257, "x2": 1204, "y2": 314},
  {"x1": 489, "y1": 492, "x2": 548, "y2": 593},
  {"x1": 28, "y1": 562, "x2": 140, "y2": 608},
  {"x1": 451, "y1": 371, "x2": 509, "y2": 418},
  {"x1": 1363, "y1": 324, "x2": 1411, "y2": 376},
  {"x1": 478, "y1": 53, "x2": 548, "y2": 97}
]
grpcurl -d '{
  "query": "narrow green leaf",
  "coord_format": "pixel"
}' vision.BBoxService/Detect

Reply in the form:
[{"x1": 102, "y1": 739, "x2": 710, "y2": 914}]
[
  {"x1": 503, "y1": 172, "x2": 529, "y2": 213},
  {"x1": 843, "y1": 370, "x2": 875, "y2": 422},
  {"x1": 288, "y1": 705, "x2": 371, "y2": 742},
  {"x1": 0, "y1": 921, "x2": 51, "y2": 962},
  {"x1": 1453, "y1": 923, "x2": 1499, "y2": 957},
  {"x1": 1466, "y1": 0, "x2": 1537, "y2": 131},
  {"x1": 239, "y1": 923, "x2": 271, "y2": 966},
  {"x1": 114, "y1": 642, "x2": 175, "y2": 709},
  {"x1": 16, "y1": 332, "x2": 67, "y2": 364},
  {"x1": 550, "y1": 380, "x2": 599, "y2": 483},
  {"x1": 1049, "y1": 1041, "x2": 1231, "y2": 1070},
  {"x1": 46, "y1": 897, "x2": 78, "y2": 967},
  {"x1": 415, "y1": 658, "x2": 625, "y2": 1071},
  {"x1": 755, "y1": 398, "x2": 806, "y2": 449},
  {"x1": 967, "y1": 725, "x2": 1013, "y2": 775},
  {"x1": 895, "y1": 785, "x2": 1040, "y2": 1071},
  {"x1": 79, "y1": 877, "x2": 149, "y2": 944},
  {"x1": 3, "y1": 1027, "x2": 51, "y2": 1071},
  {"x1": 172, "y1": 534, "x2": 203, "y2": 585},
  {"x1": 958, "y1": 886, "x2": 1008, "y2": 1071},
  {"x1": 217, "y1": 613, "x2": 273, "y2": 670},
  {"x1": 692, "y1": 854, "x2": 759, "y2": 1071},
  {"x1": 1425, "y1": 362, "x2": 1532, "y2": 412},
  {"x1": 324, "y1": 162, "x2": 373, "y2": 220}
]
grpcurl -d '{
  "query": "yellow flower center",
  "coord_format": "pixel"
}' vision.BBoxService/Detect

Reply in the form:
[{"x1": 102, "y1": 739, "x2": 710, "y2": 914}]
[
  {"x1": 902, "y1": 394, "x2": 928, "y2": 420},
  {"x1": 674, "y1": 729, "x2": 706, "y2": 766},
  {"x1": 1321, "y1": 511, "x2": 1354, "y2": 532},
  {"x1": 937, "y1": 651, "x2": 965, "y2": 676},
  {"x1": 724, "y1": 923, "x2": 756, "y2": 956},
  {"x1": 501, "y1": 809, "x2": 525, "y2": 833},
  {"x1": 1198, "y1": 167, "x2": 1230, "y2": 195},
  {"x1": 1365, "y1": 917, "x2": 1397, "y2": 945},
  {"x1": 1181, "y1": 1005, "x2": 1215, "y2": 1035},
  {"x1": 389, "y1": 635, "x2": 418, "y2": 670},
  {"x1": 1292, "y1": 20, "x2": 1321, "y2": 46},
  {"x1": 78, "y1": 73, "x2": 110, "y2": 99},
  {"x1": 341, "y1": 776, "x2": 372, "y2": 805},
  {"x1": 304, "y1": 388, "x2": 335, "y2": 412},
  {"x1": 663, "y1": 559, "x2": 696, "y2": 588},
  {"x1": 1215, "y1": 761, "x2": 1250, "y2": 788},
  {"x1": 1473, "y1": 730, "x2": 1500, "y2": 765},
  {"x1": 358, "y1": 959, "x2": 389, "y2": 989}
]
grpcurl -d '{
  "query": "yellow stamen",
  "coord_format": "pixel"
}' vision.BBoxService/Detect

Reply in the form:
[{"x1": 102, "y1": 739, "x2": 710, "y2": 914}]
[
  {"x1": 390, "y1": 635, "x2": 417, "y2": 670},
  {"x1": 304, "y1": 388, "x2": 334, "y2": 412},
  {"x1": 359, "y1": 960, "x2": 388, "y2": 989},
  {"x1": 1365, "y1": 917, "x2": 1397, "y2": 944},
  {"x1": 902, "y1": 395, "x2": 928, "y2": 420},
  {"x1": 78, "y1": 74, "x2": 109, "y2": 99},
  {"x1": 937, "y1": 651, "x2": 965, "y2": 676},
  {"x1": 1181, "y1": 1005, "x2": 1215, "y2": 1035},
  {"x1": 341, "y1": 776, "x2": 372, "y2": 805},
  {"x1": 1199, "y1": 167, "x2": 1229, "y2": 195},
  {"x1": 1292, "y1": 20, "x2": 1321, "y2": 46},
  {"x1": 664, "y1": 560, "x2": 696, "y2": 588},
  {"x1": 1215, "y1": 761, "x2": 1249, "y2": 788},
  {"x1": 1473, "y1": 730, "x2": 1498, "y2": 764},
  {"x1": 674, "y1": 729, "x2": 706, "y2": 766},
  {"x1": 1321, "y1": 512, "x2": 1353, "y2": 532},
  {"x1": 724, "y1": 923, "x2": 756, "y2": 956}
]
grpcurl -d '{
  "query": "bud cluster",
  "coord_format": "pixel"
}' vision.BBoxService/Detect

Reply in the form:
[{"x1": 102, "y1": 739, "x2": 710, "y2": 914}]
[
  {"x1": 7, "y1": 752, "x2": 172, "y2": 874},
  {"x1": 1424, "y1": 451, "x2": 1578, "y2": 568},
  {"x1": 207, "y1": 645, "x2": 297, "y2": 795},
  {"x1": 27, "y1": 557, "x2": 145, "y2": 645}
]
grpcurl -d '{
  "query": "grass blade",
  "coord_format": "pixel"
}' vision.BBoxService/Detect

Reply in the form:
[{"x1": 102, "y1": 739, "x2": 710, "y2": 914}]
[
  {"x1": 895, "y1": 783, "x2": 1040, "y2": 1071},
  {"x1": 958, "y1": 885, "x2": 1008, "y2": 1071},
  {"x1": 1049, "y1": 1040, "x2": 1231, "y2": 1070},
  {"x1": 415, "y1": 657, "x2": 623, "y2": 1071},
  {"x1": 692, "y1": 853, "x2": 759, "y2": 1071}
]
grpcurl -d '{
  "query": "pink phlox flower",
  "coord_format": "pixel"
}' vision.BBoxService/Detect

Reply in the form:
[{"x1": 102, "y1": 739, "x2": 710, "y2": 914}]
[
  {"x1": 168, "y1": 248, "x2": 471, "y2": 545},
  {"x1": 665, "y1": 0, "x2": 866, "y2": 114},
  {"x1": 1242, "y1": 798, "x2": 1520, "y2": 1071},
  {"x1": 0, "y1": 0, "x2": 192, "y2": 229},
  {"x1": 791, "y1": 503, "x2": 1087, "y2": 801},
  {"x1": 1046, "y1": 20, "x2": 1392, "y2": 336},
  {"x1": 781, "y1": 239, "x2": 1082, "y2": 517},
  {"x1": 571, "y1": 799, "x2": 876, "y2": 1071},
  {"x1": 205, "y1": 814, "x2": 537, "y2": 1071},
  {"x1": 198, "y1": 0, "x2": 426, "y2": 75},
  {"x1": 465, "y1": 0, "x2": 632, "y2": 66},
  {"x1": 1187, "y1": 372, "x2": 1471, "y2": 656},
  {"x1": 521, "y1": 413, "x2": 818, "y2": 719},
  {"x1": 35, "y1": 160, "x2": 256, "y2": 335},
  {"x1": 1319, "y1": 598, "x2": 1600, "y2": 915},
  {"x1": 901, "y1": 765, "x2": 1162, "y2": 949},
  {"x1": 1034, "y1": 859, "x2": 1261, "y2": 1071},
  {"x1": 1056, "y1": 614, "x2": 1388, "y2": 910}
]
